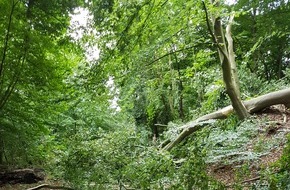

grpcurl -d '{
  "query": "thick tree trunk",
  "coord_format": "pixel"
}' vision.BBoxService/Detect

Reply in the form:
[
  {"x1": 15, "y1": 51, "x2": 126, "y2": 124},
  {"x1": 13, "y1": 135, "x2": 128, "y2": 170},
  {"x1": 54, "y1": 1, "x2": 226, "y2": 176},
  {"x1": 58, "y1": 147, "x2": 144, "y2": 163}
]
[
  {"x1": 205, "y1": 1, "x2": 249, "y2": 120},
  {"x1": 213, "y1": 15, "x2": 249, "y2": 120},
  {"x1": 162, "y1": 88, "x2": 290, "y2": 151}
]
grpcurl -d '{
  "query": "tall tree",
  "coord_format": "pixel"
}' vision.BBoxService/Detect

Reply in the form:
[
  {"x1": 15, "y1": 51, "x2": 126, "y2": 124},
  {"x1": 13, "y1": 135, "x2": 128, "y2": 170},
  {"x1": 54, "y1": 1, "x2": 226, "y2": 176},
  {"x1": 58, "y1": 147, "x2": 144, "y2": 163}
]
[
  {"x1": 89, "y1": 0, "x2": 216, "y2": 133},
  {"x1": 0, "y1": 0, "x2": 82, "y2": 165},
  {"x1": 233, "y1": 0, "x2": 290, "y2": 80}
]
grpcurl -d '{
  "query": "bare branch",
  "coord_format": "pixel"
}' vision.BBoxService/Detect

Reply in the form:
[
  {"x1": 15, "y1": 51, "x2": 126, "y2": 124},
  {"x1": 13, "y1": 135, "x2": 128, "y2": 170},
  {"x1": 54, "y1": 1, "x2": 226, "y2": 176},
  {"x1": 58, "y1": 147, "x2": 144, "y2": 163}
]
[
  {"x1": 202, "y1": 1, "x2": 228, "y2": 59},
  {"x1": 147, "y1": 45, "x2": 201, "y2": 65},
  {"x1": 26, "y1": 184, "x2": 74, "y2": 190}
]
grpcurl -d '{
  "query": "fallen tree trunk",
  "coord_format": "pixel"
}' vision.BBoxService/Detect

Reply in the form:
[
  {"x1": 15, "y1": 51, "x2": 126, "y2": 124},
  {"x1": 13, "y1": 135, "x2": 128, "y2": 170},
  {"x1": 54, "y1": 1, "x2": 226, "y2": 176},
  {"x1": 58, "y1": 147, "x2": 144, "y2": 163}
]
[
  {"x1": 162, "y1": 88, "x2": 290, "y2": 151},
  {"x1": 27, "y1": 184, "x2": 74, "y2": 190}
]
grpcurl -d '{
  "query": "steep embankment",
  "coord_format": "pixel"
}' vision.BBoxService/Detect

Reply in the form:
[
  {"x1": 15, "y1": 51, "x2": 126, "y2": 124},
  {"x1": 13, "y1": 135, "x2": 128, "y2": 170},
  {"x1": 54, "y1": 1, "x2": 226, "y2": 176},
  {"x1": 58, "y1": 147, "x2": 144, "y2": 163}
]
[{"x1": 207, "y1": 105, "x2": 290, "y2": 187}]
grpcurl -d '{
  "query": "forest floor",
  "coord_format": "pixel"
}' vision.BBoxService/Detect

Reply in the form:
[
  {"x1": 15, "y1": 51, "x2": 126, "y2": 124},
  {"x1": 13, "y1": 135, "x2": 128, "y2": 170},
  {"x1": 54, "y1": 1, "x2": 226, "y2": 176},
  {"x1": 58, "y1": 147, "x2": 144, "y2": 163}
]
[
  {"x1": 1, "y1": 105, "x2": 289, "y2": 190},
  {"x1": 207, "y1": 104, "x2": 290, "y2": 188},
  {"x1": 0, "y1": 180, "x2": 67, "y2": 190}
]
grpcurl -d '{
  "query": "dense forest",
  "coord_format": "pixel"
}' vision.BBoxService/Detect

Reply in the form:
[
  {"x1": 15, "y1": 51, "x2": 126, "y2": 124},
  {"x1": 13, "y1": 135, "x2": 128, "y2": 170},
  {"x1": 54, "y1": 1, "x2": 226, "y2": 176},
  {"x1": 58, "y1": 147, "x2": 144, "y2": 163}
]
[{"x1": 0, "y1": 0, "x2": 290, "y2": 189}]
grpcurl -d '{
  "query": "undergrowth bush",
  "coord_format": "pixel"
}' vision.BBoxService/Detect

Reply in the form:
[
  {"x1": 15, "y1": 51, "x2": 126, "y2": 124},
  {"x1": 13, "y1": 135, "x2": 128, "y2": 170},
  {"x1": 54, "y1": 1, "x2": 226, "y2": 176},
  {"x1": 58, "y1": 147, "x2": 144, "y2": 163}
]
[
  {"x1": 263, "y1": 134, "x2": 290, "y2": 189},
  {"x1": 51, "y1": 124, "x2": 224, "y2": 190},
  {"x1": 171, "y1": 137, "x2": 225, "y2": 190},
  {"x1": 55, "y1": 127, "x2": 142, "y2": 189}
]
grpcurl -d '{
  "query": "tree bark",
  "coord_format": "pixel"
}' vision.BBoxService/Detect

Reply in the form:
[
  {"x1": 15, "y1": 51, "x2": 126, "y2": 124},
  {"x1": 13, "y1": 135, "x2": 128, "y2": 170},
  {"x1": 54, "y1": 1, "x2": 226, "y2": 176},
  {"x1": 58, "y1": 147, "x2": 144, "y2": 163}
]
[
  {"x1": 0, "y1": 139, "x2": 3, "y2": 165},
  {"x1": 162, "y1": 88, "x2": 290, "y2": 151},
  {"x1": 27, "y1": 184, "x2": 74, "y2": 190},
  {"x1": 215, "y1": 16, "x2": 250, "y2": 119},
  {"x1": 204, "y1": 1, "x2": 250, "y2": 120}
]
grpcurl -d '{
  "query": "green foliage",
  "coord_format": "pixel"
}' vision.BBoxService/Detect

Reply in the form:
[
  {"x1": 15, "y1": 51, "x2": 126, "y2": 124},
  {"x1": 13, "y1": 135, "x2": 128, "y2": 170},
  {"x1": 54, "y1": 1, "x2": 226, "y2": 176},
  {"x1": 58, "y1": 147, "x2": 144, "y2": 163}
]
[
  {"x1": 58, "y1": 127, "x2": 138, "y2": 189},
  {"x1": 54, "y1": 124, "x2": 224, "y2": 190},
  {"x1": 171, "y1": 142, "x2": 219, "y2": 190},
  {"x1": 1, "y1": 0, "x2": 290, "y2": 189},
  {"x1": 265, "y1": 135, "x2": 290, "y2": 189},
  {"x1": 234, "y1": 0, "x2": 290, "y2": 80},
  {"x1": 125, "y1": 148, "x2": 175, "y2": 189},
  {"x1": 200, "y1": 117, "x2": 261, "y2": 165},
  {"x1": 0, "y1": 0, "x2": 82, "y2": 166},
  {"x1": 242, "y1": 134, "x2": 290, "y2": 189}
]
